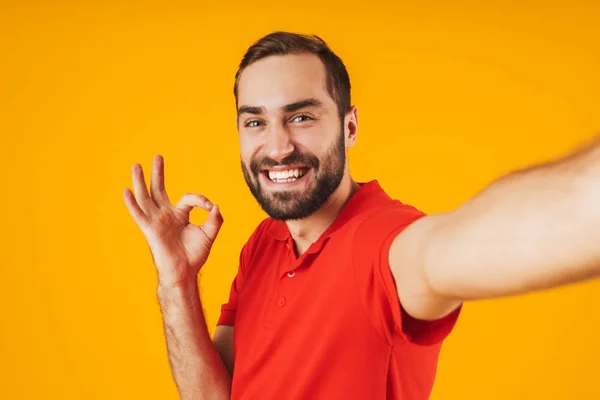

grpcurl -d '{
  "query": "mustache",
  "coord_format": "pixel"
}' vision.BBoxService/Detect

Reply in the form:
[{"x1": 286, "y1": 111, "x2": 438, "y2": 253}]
[{"x1": 250, "y1": 150, "x2": 320, "y2": 176}]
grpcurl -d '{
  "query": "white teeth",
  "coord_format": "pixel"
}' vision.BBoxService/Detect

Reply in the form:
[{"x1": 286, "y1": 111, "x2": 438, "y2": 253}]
[{"x1": 268, "y1": 168, "x2": 306, "y2": 182}]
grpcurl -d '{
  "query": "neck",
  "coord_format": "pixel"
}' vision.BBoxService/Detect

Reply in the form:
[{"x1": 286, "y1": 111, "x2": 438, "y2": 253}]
[{"x1": 286, "y1": 174, "x2": 360, "y2": 255}]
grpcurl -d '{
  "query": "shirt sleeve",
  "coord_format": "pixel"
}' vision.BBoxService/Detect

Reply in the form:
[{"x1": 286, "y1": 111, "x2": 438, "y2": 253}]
[
  {"x1": 216, "y1": 244, "x2": 248, "y2": 326},
  {"x1": 217, "y1": 275, "x2": 244, "y2": 326},
  {"x1": 353, "y1": 205, "x2": 461, "y2": 346},
  {"x1": 216, "y1": 219, "x2": 269, "y2": 327}
]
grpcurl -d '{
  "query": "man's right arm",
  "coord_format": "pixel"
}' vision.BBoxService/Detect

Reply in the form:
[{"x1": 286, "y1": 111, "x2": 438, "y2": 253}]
[
  {"x1": 123, "y1": 156, "x2": 235, "y2": 398},
  {"x1": 158, "y1": 278, "x2": 232, "y2": 400}
]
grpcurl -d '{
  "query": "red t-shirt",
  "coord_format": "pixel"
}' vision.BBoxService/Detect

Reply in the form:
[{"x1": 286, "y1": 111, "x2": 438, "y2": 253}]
[{"x1": 218, "y1": 180, "x2": 461, "y2": 399}]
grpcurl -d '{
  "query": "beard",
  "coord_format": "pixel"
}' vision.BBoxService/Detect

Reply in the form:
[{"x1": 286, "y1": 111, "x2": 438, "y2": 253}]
[{"x1": 241, "y1": 126, "x2": 346, "y2": 221}]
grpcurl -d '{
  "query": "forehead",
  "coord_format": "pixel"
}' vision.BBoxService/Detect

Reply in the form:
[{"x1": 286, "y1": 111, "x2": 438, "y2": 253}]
[{"x1": 237, "y1": 53, "x2": 333, "y2": 110}]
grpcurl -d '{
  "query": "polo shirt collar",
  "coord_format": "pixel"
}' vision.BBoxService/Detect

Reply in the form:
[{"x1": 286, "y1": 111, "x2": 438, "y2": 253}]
[{"x1": 269, "y1": 180, "x2": 391, "y2": 243}]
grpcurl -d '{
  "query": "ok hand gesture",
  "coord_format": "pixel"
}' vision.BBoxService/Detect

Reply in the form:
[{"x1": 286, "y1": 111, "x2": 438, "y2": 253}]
[{"x1": 123, "y1": 155, "x2": 223, "y2": 288}]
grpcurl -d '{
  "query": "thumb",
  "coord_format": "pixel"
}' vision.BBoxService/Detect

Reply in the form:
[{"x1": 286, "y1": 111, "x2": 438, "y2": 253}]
[{"x1": 202, "y1": 204, "x2": 224, "y2": 241}]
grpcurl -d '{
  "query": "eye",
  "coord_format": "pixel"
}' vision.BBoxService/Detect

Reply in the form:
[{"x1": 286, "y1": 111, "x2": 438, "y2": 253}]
[
  {"x1": 244, "y1": 120, "x2": 263, "y2": 128},
  {"x1": 291, "y1": 114, "x2": 313, "y2": 123}
]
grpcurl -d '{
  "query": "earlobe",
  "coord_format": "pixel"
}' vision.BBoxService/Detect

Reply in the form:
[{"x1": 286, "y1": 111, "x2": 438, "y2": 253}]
[{"x1": 345, "y1": 106, "x2": 358, "y2": 147}]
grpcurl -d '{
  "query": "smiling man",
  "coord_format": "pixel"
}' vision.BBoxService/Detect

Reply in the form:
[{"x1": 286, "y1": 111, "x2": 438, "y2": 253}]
[
  {"x1": 124, "y1": 32, "x2": 600, "y2": 400},
  {"x1": 239, "y1": 95, "x2": 347, "y2": 222}
]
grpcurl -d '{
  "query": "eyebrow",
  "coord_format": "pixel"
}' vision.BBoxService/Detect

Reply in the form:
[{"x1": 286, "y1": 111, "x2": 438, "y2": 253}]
[
  {"x1": 237, "y1": 98, "x2": 325, "y2": 117},
  {"x1": 284, "y1": 98, "x2": 324, "y2": 112}
]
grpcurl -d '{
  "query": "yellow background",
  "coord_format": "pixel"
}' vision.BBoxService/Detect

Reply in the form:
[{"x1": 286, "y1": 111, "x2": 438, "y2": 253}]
[{"x1": 1, "y1": 1, "x2": 599, "y2": 399}]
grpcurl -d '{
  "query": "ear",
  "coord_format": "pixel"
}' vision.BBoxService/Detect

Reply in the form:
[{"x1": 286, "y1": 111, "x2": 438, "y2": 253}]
[{"x1": 344, "y1": 106, "x2": 358, "y2": 148}]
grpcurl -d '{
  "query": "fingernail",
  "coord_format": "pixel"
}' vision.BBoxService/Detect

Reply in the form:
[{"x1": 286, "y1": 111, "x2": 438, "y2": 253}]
[{"x1": 205, "y1": 201, "x2": 212, "y2": 208}]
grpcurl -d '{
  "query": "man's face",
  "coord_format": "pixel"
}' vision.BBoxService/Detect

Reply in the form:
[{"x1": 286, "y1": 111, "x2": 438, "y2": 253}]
[{"x1": 236, "y1": 53, "x2": 350, "y2": 221}]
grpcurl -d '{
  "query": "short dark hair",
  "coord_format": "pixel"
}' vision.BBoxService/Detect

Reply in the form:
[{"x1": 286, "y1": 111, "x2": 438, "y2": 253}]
[{"x1": 233, "y1": 31, "x2": 351, "y2": 120}]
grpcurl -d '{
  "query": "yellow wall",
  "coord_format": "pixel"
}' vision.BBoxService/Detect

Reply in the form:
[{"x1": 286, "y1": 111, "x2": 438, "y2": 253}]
[{"x1": 1, "y1": 1, "x2": 599, "y2": 399}]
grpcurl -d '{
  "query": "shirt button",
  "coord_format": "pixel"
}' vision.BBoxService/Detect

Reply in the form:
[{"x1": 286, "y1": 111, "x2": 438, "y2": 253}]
[
  {"x1": 287, "y1": 271, "x2": 296, "y2": 278},
  {"x1": 278, "y1": 297, "x2": 286, "y2": 307}
]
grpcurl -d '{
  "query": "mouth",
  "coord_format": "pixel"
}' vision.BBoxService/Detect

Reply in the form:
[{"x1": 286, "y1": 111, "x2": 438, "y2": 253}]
[{"x1": 259, "y1": 166, "x2": 312, "y2": 187}]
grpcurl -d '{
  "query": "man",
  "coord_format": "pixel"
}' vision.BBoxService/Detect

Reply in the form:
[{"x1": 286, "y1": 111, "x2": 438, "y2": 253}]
[{"x1": 123, "y1": 32, "x2": 600, "y2": 399}]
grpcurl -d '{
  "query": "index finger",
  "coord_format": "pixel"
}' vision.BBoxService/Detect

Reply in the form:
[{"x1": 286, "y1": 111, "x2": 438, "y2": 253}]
[
  {"x1": 150, "y1": 155, "x2": 171, "y2": 206},
  {"x1": 123, "y1": 188, "x2": 150, "y2": 229}
]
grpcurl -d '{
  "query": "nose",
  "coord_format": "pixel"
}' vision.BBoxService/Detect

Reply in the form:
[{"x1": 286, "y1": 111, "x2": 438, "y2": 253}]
[{"x1": 263, "y1": 122, "x2": 294, "y2": 162}]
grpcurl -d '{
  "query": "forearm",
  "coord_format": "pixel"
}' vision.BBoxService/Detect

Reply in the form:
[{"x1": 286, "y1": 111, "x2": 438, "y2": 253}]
[
  {"x1": 426, "y1": 135, "x2": 600, "y2": 300},
  {"x1": 158, "y1": 279, "x2": 231, "y2": 400}
]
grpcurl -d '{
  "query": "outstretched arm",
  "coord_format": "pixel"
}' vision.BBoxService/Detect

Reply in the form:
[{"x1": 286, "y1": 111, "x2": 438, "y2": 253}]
[{"x1": 390, "y1": 135, "x2": 600, "y2": 321}]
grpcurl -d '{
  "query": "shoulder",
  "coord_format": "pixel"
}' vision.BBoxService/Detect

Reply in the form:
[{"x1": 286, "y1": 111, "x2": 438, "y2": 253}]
[
  {"x1": 239, "y1": 217, "x2": 281, "y2": 270},
  {"x1": 341, "y1": 180, "x2": 427, "y2": 240},
  {"x1": 245, "y1": 217, "x2": 274, "y2": 243},
  {"x1": 347, "y1": 202, "x2": 429, "y2": 343},
  {"x1": 353, "y1": 202, "x2": 427, "y2": 246}
]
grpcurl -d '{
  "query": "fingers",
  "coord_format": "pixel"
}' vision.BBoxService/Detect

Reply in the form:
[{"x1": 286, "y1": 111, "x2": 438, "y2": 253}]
[
  {"x1": 123, "y1": 188, "x2": 150, "y2": 228},
  {"x1": 175, "y1": 193, "x2": 213, "y2": 214},
  {"x1": 132, "y1": 163, "x2": 159, "y2": 215},
  {"x1": 175, "y1": 193, "x2": 224, "y2": 241},
  {"x1": 150, "y1": 155, "x2": 171, "y2": 206},
  {"x1": 202, "y1": 204, "x2": 224, "y2": 241}
]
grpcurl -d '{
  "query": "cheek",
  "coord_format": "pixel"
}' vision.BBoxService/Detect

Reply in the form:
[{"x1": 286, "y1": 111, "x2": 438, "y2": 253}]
[
  {"x1": 292, "y1": 127, "x2": 335, "y2": 156},
  {"x1": 239, "y1": 135, "x2": 260, "y2": 161}
]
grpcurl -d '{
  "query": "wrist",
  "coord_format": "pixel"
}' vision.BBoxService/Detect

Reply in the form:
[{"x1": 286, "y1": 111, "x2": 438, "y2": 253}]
[{"x1": 157, "y1": 277, "x2": 199, "y2": 300}]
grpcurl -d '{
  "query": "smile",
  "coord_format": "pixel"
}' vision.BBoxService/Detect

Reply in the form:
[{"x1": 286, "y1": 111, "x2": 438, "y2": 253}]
[
  {"x1": 260, "y1": 166, "x2": 311, "y2": 185},
  {"x1": 267, "y1": 167, "x2": 309, "y2": 183}
]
